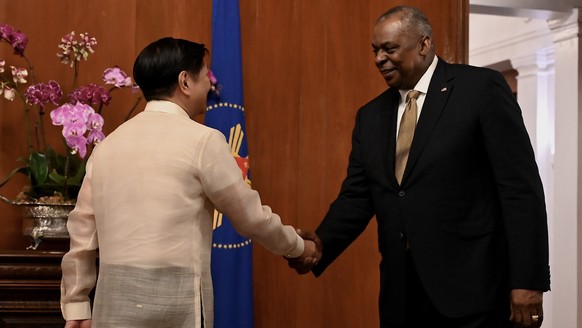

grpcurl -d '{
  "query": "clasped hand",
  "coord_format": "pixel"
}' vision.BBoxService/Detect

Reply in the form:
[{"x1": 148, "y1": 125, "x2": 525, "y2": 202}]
[{"x1": 286, "y1": 229, "x2": 322, "y2": 274}]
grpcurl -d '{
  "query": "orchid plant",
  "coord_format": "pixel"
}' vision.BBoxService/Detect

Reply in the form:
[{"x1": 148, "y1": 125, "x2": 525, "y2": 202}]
[{"x1": 0, "y1": 24, "x2": 141, "y2": 203}]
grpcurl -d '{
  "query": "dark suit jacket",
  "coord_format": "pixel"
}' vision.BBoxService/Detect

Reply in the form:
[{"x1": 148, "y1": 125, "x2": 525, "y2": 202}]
[{"x1": 312, "y1": 58, "x2": 550, "y2": 324}]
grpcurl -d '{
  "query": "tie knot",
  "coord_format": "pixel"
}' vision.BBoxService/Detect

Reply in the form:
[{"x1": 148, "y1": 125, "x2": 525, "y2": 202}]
[{"x1": 406, "y1": 90, "x2": 420, "y2": 101}]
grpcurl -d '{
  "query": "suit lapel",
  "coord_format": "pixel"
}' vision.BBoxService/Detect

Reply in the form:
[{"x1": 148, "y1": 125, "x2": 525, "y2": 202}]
[
  {"x1": 369, "y1": 88, "x2": 400, "y2": 189},
  {"x1": 401, "y1": 59, "x2": 454, "y2": 184},
  {"x1": 384, "y1": 89, "x2": 400, "y2": 188}
]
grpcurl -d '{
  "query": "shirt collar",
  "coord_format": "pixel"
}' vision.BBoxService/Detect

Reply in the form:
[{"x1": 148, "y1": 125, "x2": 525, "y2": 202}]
[
  {"x1": 398, "y1": 55, "x2": 438, "y2": 101},
  {"x1": 144, "y1": 100, "x2": 190, "y2": 118}
]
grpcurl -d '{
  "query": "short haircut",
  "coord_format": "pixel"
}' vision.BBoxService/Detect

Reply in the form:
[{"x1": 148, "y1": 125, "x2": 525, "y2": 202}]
[
  {"x1": 376, "y1": 6, "x2": 433, "y2": 40},
  {"x1": 133, "y1": 37, "x2": 208, "y2": 101}
]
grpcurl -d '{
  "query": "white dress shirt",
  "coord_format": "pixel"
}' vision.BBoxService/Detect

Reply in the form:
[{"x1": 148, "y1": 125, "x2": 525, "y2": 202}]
[{"x1": 396, "y1": 55, "x2": 438, "y2": 136}]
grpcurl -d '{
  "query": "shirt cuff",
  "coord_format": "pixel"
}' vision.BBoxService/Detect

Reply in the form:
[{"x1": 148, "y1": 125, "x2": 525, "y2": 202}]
[
  {"x1": 284, "y1": 233, "x2": 305, "y2": 258},
  {"x1": 61, "y1": 301, "x2": 92, "y2": 321}
]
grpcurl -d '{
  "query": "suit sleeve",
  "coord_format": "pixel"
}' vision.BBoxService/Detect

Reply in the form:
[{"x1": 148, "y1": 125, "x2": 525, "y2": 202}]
[
  {"x1": 312, "y1": 109, "x2": 376, "y2": 276},
  {"x1": 479, "y1": 70, "x2": 550, "y2": 291}
]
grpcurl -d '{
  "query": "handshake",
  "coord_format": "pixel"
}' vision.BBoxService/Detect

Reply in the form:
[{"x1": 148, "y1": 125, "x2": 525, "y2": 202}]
[{"x1": 286, "y1": 229, "x2": 322, "y2": 274}]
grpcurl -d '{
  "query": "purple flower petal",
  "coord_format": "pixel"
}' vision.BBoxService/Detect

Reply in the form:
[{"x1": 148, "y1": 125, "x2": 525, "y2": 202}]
[
  {"x1": 103, "y1": 66, "x2": 133, "y2": 88},
  {"x1": 65, "y1": 135, "x2": 88, "y2": 158},
  {"x1": 87, "y1": 129, "x2": 105, "y2": 144}
]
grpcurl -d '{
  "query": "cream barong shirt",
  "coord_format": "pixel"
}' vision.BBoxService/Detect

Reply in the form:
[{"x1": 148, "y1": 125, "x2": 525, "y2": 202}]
[{"x1": 60, "y1": 100, "x2": 304, "y2": 328}]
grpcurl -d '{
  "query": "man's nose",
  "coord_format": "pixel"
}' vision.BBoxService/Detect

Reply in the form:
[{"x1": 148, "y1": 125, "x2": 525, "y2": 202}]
[{"x1": 375, "y1": 50, "x2": 388, "y2": 66}]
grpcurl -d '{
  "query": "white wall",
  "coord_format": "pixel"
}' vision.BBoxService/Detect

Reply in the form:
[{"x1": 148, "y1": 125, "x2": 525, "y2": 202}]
[{"x1": 469, "y1": 14, "x2": 552, "y2": 68}]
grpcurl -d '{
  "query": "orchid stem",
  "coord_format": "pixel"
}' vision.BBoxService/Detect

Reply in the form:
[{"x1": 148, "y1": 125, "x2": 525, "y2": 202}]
[
  {"x1": 63, "y1": 154, "x2": 70, "y2": 199},
  {"x1": 72, "y1": 60, "x2": 79, "y2": 90},
  {"x1": 124, "y1": 96, "x2": 142, "y2": 122},
  {"x1": 23, "y1": 55, "x2": 35, "y2": 85},
  {"x1": 37, "y1": 106, "x2": 47, "y2": 151}
]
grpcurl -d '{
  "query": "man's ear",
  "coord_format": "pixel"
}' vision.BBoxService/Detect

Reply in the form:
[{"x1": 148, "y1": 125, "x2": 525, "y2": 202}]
[
  {"x1": 178, "y1": 71, "x2": 190, "y2": 94},
  {"x1": 419, "y1": 36, "x2": 432, "y2": 56}
]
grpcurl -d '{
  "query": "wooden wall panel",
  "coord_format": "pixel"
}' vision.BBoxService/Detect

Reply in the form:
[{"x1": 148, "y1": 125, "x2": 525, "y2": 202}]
[
  {"x1": 243, "y1": 1, "x2": 468, "y2": 327},
  {"x1": 0, "y1": 1, "x2": 467, "y2": 327}
]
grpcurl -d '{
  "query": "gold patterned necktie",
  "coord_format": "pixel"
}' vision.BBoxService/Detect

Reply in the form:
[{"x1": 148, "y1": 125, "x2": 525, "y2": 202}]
[{"x1": 395, "y1": 90, "x2": 420, "y2": 185}]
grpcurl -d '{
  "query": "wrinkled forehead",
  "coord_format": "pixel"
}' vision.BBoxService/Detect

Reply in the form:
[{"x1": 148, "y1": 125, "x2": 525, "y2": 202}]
[{"x1": 372, "y1": 18, "x2": 408, "y2": 45}]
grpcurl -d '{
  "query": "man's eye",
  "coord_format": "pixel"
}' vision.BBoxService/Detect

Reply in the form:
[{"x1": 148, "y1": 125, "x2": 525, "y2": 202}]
[{"x1": 373, "y1": 47, "x2": 396, "y2": 56}]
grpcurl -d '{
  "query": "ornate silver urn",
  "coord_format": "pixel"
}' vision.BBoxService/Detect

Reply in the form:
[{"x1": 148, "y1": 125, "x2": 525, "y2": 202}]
[{"x1": 1, "y1": 195, "x2": 73, "y2": 250}]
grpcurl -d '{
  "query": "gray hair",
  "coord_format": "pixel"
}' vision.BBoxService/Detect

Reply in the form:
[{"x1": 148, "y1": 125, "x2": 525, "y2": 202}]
[{"x1": 376, "y1": 6, "x2": 433, "y2": 40}]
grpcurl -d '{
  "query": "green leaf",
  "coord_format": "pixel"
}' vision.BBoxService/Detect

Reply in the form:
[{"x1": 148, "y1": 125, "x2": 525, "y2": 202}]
[
  {"x1": 44, "y1": 147, "x2": 64, "y2": 174},
  {"x1": 68, "y1": 158, "x2": 87, "y2": 185},
  {"x1": 47, "y1": 170, "x2": 66, "y2": 184},
  {"x1": 0, "y1": 166, "x2": 29, "y2": 188},
  {"x1": 29, "y1": 152, "x2": 49, "y2": 185}
]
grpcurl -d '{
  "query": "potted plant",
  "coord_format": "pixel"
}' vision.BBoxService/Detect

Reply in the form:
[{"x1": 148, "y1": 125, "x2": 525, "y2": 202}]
[{"x1": 0, "y1": 24, "x2": 141, "y2": 248}]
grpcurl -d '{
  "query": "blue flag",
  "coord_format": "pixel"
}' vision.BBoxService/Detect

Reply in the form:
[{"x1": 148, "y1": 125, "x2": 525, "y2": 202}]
[{"x1": 205, "y1": 0, "x2": 253, "y2": 327}]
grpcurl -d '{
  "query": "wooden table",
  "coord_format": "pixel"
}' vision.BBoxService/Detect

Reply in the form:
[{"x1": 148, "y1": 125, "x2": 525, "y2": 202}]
[{"x1": 0, "y1": 250, "x2": 66, "y2": 328}]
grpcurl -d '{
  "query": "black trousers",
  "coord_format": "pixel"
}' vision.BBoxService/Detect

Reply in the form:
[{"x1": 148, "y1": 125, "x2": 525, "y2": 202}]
[{"x1": 398, "y1": 252, "x2": 514, "y2": 328}]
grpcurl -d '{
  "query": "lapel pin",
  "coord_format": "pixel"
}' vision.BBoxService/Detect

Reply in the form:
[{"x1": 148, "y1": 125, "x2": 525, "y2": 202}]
[{"x1": 440, "y1": 87, "x2": 447, "y2": 92}]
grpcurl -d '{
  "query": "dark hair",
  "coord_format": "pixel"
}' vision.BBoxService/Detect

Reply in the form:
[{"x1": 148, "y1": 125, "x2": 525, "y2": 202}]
[
  {"x1": 377, "y1": 6, "x2": 433, "y2": 40},
  {"x1": 133, "y1": 37, "x2": 208, "y2": 101}
]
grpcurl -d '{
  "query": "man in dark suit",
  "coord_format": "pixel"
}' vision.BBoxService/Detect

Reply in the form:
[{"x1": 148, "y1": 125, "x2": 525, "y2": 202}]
[{"x1": 289, "y1": 5, "x2": 550, "y2": 328}]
